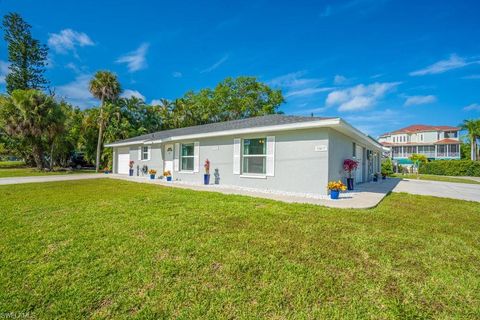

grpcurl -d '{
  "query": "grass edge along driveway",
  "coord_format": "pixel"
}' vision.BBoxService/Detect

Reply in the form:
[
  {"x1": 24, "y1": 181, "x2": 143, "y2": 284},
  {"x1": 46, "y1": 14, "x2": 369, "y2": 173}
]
[{"x1": 1, "y1": 179, "x2": 479, "y2": 319}]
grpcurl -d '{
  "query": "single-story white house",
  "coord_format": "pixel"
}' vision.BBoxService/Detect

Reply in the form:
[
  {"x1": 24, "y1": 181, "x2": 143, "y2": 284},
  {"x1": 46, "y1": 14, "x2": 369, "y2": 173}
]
[{"x1": 105, "y1": 115, "x2": 383, "y2": 195}]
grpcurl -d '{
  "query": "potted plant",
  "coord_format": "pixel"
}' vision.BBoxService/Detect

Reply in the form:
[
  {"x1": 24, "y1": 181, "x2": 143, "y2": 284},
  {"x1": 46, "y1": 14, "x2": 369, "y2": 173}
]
[
  {"x1": 148, "y1": 169, "x2": 157, "y2": 180},
  {"x1": 343, "y1": 159, "x2": 358, "y2": 190},
  {"x1": 381, "y1": 170, "x2": 387, "y2": 180},
  {"x1": 103, "y1": 166, "x2": 110, "y2": 174},
  {"x1": 163, "y1": 170, "x2": 172, "y2": 182},
  {"x1": 129, "y1": 161, "x2": 134, "y2": 176},
  {"x1": 327, "y1": 180, "x2": 347, "y2": 200},
  {"x1": 204, "y1": 159, "x2": 210, "y2": 185}
]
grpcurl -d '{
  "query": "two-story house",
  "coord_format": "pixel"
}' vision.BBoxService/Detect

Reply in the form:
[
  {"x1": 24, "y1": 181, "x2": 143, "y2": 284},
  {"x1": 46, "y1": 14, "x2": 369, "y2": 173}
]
[{"x1": 378, "y1": 124, "x2": 461, "y2": 164}]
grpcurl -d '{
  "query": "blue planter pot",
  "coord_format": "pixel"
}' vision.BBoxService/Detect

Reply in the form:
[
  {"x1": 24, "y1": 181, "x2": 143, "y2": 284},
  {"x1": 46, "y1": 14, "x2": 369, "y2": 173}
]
[
  {"x1": 150, "y1": 174, "x2": 156, "y2": 180},
  {"x1": 166, "y1": 176, "x2": 172, "y2": 182},
  {"x1": 204, "y1": 174, "x2": 210, "y2": 185},
  {"x1": 330, "y1": 190, "x2": 340, "y2": 200},
  {"x1": 129, "y1": 169, "x2": 134, "y2": 176}
]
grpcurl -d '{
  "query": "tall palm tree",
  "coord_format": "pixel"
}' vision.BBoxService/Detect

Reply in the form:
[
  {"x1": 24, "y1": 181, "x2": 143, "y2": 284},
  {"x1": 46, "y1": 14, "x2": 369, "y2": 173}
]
[
  {"x1": 460, "y1": 119, "x2": 480, "y2": 161},
  {"x1": 89, "y1": 71, "x2": 122, "y2": 172}
]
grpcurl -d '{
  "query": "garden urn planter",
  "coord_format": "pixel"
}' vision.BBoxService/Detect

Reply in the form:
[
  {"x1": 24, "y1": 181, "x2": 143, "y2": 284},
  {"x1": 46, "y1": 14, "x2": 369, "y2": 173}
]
[
  {"x1": 204, "y1": 174, "x2": 210, "y2": 185},
  {"x1": 166, "y1": 176, "x2": 172, "y2": 182},
  {"x1": 346, "y1": 178, "x2": 354, "y2": 190},
  {"x1": 330, "y1": 190, "x2": 340, "y2": 200},
  {"x1": 150, "y1": 174, "x2": 156, "y2": 180},
  {"x1": 129, "y1": 169, "x2": 134, "y2": 176}
]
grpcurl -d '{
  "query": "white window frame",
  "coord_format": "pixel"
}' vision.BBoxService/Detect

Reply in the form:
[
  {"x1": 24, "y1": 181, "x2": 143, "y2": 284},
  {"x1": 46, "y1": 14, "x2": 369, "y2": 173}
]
[
  {"x1": 141, "y1": 146, "x2": 150, "y2": 161},
  {"x1": 241, "y1": 138, "x2": 267, "y2": 176},
  {"x1": 180, "y1": 143, "x2": 195, "y2": 172}
]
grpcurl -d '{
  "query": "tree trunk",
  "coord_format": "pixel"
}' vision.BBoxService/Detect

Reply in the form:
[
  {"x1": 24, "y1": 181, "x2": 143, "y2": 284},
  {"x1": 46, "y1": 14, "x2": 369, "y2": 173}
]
[
  {"x1": 95, "y1": 94, "x2": 105, "y2": 173},
  {"x1": 49, "y1": 142, "x2": 55, "y2": 170},
  {"x1": 472, "y1": 139, "x2": 477, "y2": 161},
  {"x1": 32, "y1": 143, "x2": 44, "y2": 170}
]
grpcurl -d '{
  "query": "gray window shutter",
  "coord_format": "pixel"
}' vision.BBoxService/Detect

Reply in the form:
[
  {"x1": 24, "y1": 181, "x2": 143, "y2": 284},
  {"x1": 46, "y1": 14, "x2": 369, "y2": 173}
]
[
  {"x1": 233, "y1": 138, "x2": 241, "y2": 174},
  {"x1": 138, "y1": 146, "x2": 142, "y2": 160},
  {"x1": 194, "y1": 142, "x2": 200, "y2": 172},
  {"x1": 174, "y1": 143, "x2": 180, "y2": 171},
  {"x1": 266, "y1": 136, "x2": 275, "y2": 176}
]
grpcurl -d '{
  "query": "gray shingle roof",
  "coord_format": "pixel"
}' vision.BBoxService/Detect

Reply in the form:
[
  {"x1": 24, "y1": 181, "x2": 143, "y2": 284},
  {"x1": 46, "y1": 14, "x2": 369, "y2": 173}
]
[{"x1": 109, "y1": 114, "x2": 335, "y2": 145}]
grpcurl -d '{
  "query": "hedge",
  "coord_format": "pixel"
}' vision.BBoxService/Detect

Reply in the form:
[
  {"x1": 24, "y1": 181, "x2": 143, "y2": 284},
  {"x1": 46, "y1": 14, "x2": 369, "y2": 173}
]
[{"x1": 419, "y1": 160, "x2": 480, "y2": 177}]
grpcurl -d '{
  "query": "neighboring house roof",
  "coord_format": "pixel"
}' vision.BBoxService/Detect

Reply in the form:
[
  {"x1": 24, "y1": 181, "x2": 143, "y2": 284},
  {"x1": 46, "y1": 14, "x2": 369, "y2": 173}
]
[
  {"x1": 105, "y1": 114, "x2": 383, "y2": 149},
  {"x1": 381, "y1": 139, "x2": 460, "y2": 147},
  {"x1": 434, "y1": 138, "x2": 460, "y2": 144},
  {"x1": 379, "y1": 124, "x2": 460, "y2": 136}
]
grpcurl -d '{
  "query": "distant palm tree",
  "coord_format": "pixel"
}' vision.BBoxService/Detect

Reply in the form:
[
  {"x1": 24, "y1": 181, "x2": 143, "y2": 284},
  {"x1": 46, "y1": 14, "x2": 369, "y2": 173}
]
[
  {"x1": 89, "y1": 71, "x2": 122, "y2": 172},
  {"x1": 460, "y1": 119, "x2": 480, "y2": 161}
]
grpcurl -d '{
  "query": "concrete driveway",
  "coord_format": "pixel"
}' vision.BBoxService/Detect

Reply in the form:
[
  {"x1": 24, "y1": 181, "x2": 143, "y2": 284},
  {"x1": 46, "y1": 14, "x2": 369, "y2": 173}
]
[
  {"x1": 394, "y1": 179, "x2": 480, "y2": 202},
  {"x1": 0, "y1": 174, "x2": 104, "y2": 185}
]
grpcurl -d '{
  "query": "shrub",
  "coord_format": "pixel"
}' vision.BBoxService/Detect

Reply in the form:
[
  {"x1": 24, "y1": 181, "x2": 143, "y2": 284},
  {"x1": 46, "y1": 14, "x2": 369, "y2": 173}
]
[
  {"x1": 381, "y1": 158, "x2": 394, "y2": 176},
  {"x1": 419, "y1": 160, "x2": 480, "y2": 177}
]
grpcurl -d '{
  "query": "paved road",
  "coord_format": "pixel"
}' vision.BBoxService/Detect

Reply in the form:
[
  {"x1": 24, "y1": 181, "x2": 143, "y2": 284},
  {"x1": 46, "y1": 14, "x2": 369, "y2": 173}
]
[
  {"x1": 394, "y1": 179, "x2": 480, "y2": 202},
  {"x1": 0, "y1": 174, "x2": 104, "y2": 185}
]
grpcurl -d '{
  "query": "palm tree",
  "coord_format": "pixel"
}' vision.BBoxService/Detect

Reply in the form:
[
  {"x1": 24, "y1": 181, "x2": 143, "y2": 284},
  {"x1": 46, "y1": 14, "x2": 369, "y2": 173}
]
[
  {"x1": 460, "y1": 119, "x2": 480, "y2": 161},
  {"x1": 89, "y1": 71, "x2": 122, "y2": 172},
  {"x1": 0, "y1": 89, "x2": 64, "y2": 169}
]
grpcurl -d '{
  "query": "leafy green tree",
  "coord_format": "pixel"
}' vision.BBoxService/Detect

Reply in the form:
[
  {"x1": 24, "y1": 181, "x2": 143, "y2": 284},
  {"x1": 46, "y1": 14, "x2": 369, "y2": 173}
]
[
  {"x1": 166, "y1": 76, "x2": 284, "y2": 129},
  {"x1": 460, "y1": 119, "x2": 480, "y2": 161},
  {"x1": 2, "y1": 13, "x2": 49, "y2": 93},
  {"x1": 89, "y1": 71, "x2": 122, "y2": 172},
  {"x1": 0, "y1": 90, "x2": 65, "y2": 169},
  {"x1": 409, "y1": 153, "x2": 428, "y2": 178},
  {"x1": 213, "y1": 76, "x2": 284, "y2": 121}
]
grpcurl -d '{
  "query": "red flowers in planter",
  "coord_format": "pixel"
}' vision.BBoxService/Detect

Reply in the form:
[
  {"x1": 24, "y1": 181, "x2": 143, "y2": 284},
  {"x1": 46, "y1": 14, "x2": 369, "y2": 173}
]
[{"x1": 343, "y1": 159, "x2": 358, "y2": 177}]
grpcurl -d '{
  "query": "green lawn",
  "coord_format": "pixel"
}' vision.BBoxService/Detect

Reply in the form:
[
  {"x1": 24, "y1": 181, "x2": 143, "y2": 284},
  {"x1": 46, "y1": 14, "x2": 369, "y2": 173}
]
[
  {"x1": 393, "y1": 173, "x2": 480, "y2": 185},
  {"x1": 0, "y1": 160, "x2": 26, "y2": 168},
  {"x1": 1, "y1": 179, "x2": 479, "y2": 319},
  {"x1": 0, "y1": 167, "x2": 95, "y2": 178}
]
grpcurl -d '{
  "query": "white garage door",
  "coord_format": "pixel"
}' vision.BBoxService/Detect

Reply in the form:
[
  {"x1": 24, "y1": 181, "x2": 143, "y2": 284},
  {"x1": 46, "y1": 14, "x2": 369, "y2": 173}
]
[{"x1": 117, "y1": 150, "x2": 130, "y2": 175}]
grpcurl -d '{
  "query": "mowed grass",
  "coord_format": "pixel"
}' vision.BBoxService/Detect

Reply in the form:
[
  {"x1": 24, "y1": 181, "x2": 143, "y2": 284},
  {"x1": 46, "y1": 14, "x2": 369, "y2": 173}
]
[
  {"x1": 1, "y1": 179, "x2": 479, "y2": 319},
  {"x1": 0, "y1": 161, "x2": 26, "y2": 168},
  {"x1": 393, "y1": 173, "x2": 480, "y2": 185},
  {"x1": 0, "y1": 167, "x2": 95, "y2": 178}
]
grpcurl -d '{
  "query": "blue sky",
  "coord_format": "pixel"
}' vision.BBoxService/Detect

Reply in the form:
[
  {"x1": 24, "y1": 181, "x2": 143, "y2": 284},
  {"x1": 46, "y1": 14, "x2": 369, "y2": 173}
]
[{"x1": 0, "y1": 0, "x2": 479, "y2": 137}]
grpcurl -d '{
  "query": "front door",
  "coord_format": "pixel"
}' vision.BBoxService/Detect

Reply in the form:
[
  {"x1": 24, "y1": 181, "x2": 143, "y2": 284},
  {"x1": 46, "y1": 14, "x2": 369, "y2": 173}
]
[{"x1": 164, "y1": 144, "x2": 174, "y2": 174}]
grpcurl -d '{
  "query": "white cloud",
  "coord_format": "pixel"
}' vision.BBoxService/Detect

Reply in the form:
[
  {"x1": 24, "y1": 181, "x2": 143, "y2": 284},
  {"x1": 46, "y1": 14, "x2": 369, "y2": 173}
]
[
  {"x1": 326, "y1": 82, "x2": 400, "y2": 112},
  {"x1": 48, "y1": 29, "x2": 94, "y2": 54},
  {"x1": 200, "y1": 54, "x2": 229, "y2": 73},
  {"x1": 285, "y1": 87, "x2": 334, "y2": 98},
  {"x1": 404, "y1": 95, "x2": 437, "y2": 106},
  {"x1": 172, "y1": 71, "x2": 182, "y2": 78},
  {"x1": 344, "y1": 108, "x2": 411, "y2": 137},
  {"x1": 121, "y1": 89, "x2": 145, "y2": 101},
  {"x1": 116, "y1": 43, "x2": 149, "y2": 72},
  {"x1": 410, "y1": 54, "x2": 480, "y2": 76},
  {"x1": 151, "y1": 99, "x2": 162, "y2": 106},
  {"x1": 334, "y1": 75, "x2": 348, "y2": 85},
  {"x1": 55, "y1": 74, "x2": 95, "y2": 108},
  {"x1": 0, "y1": 60, "x2": 9, "y2": 84},
  {"x1": 464, "y1": 103, "x2": 480, "y2": 112},
  {"x1": 268, "y1": 71, "x2": 332, "y2": 98}
]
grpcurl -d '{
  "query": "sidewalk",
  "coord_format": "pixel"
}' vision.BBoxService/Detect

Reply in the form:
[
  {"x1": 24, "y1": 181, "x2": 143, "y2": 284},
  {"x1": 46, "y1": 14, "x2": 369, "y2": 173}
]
[
  {"x1": 0, "y1": 173, "x2": 104, "y2": 185},
  {"x1": 110, "y1": 175, "x2": 400, "y2": 209}
]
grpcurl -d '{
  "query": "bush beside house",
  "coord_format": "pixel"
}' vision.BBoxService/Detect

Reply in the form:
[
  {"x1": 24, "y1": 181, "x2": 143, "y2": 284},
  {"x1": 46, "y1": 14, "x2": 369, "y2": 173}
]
[{"x1": 419, "y1": 160, "x2": 480, "y2": 177}]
